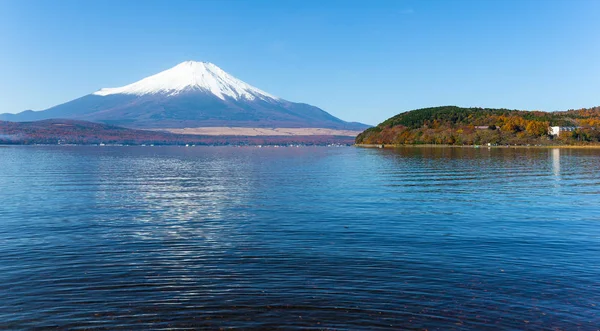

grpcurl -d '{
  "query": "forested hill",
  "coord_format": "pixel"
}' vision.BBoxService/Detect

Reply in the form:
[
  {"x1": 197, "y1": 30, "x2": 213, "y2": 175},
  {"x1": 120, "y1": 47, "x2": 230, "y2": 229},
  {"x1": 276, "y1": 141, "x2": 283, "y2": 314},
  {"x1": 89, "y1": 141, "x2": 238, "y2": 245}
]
[{"x1": 356, "y1": 106, "x2": 600, "y2": 145}]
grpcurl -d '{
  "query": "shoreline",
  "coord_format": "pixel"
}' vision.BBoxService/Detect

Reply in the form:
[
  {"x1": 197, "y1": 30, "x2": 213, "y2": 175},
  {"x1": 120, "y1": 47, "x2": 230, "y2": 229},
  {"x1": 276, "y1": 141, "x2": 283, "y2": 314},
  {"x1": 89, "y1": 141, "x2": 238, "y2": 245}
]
[
  {"x1": 155, "y1": 127, "x2": 362, "y2": 137},
  {"x1": 355, "y1": 143, "x2": 600, "y2": 149}
]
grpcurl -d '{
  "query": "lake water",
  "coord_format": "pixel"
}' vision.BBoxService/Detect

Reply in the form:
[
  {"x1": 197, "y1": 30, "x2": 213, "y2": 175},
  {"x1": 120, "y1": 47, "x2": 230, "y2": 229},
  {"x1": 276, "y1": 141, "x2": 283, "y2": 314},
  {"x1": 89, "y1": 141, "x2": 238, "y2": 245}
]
[{"x1": 0, "y1": 146, "x2": 599, "y2": 330}]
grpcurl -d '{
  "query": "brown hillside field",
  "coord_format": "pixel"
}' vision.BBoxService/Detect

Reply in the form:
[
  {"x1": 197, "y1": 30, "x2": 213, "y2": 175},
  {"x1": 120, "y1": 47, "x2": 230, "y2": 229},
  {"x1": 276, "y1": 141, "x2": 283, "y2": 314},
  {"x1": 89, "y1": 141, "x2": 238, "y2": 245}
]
[{"x1": 160, "y1": 127, "x2": 362, "y2": 137}]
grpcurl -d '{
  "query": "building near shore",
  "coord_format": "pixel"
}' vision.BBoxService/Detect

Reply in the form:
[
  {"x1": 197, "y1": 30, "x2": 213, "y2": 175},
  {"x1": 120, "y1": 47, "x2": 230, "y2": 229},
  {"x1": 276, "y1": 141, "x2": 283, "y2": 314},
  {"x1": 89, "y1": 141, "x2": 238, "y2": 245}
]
[{"x1": 549, "y1": 126, "x2": 578, "y2": 136}]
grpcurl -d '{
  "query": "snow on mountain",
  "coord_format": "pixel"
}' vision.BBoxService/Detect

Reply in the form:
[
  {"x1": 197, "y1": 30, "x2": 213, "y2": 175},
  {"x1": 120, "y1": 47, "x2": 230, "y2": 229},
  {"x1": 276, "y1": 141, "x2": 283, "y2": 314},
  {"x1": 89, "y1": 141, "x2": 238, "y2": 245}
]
[
  {"x1": 93, "y1": 61, "x2": 278, "y2": 101},
  {"x1": 0, "y1": 61, "x2": 370, "y2": 130}
]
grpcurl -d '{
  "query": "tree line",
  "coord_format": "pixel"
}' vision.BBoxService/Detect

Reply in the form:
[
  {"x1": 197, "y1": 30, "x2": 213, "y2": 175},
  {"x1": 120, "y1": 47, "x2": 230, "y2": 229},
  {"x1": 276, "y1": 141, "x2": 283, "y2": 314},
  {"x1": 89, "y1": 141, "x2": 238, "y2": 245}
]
[{"x1": 356, "y1": 106, "x2": 600, "y2": 145}]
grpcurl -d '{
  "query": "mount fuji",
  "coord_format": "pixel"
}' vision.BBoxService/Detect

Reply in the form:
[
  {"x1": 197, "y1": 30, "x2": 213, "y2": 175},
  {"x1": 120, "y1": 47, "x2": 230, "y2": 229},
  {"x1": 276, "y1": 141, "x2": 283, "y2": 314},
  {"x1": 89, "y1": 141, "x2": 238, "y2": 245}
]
[{"x1": 0, "y1": 61, "x2": 368, "y2": 131}]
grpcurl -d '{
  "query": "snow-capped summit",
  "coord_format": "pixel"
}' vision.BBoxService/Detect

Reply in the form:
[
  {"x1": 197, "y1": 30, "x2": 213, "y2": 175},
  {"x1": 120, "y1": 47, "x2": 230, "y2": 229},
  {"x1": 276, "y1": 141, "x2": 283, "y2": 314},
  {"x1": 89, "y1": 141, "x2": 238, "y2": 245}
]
[
  {"x1": 93, "y1": 61, "x2": 278, "y2": 101},
  {"x1": 1, "y1": 61, "x2": 369, "y2": 130}
]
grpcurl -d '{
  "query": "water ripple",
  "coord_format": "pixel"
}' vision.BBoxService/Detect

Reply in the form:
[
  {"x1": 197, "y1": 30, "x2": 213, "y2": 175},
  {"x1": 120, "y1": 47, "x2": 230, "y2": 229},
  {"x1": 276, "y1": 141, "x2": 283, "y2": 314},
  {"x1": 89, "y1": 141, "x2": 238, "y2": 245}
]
[{"x1": 0, "y1": 146, "x2": 599, "y2": 330}]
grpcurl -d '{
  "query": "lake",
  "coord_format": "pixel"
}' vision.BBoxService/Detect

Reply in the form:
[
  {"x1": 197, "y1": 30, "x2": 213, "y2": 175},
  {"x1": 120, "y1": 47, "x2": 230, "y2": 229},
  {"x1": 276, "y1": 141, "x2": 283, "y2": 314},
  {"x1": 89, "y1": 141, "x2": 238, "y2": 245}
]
[{"x1": 0, "y1": 146, "x2": 599, "y2": 330}]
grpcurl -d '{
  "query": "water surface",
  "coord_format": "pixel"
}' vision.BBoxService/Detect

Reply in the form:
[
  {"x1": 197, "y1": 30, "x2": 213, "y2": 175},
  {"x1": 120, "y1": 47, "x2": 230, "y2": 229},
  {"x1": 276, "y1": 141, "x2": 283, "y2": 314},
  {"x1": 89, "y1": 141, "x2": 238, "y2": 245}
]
[{"x1": 0, "y1": 146, "x2": 599, "y2": 330}]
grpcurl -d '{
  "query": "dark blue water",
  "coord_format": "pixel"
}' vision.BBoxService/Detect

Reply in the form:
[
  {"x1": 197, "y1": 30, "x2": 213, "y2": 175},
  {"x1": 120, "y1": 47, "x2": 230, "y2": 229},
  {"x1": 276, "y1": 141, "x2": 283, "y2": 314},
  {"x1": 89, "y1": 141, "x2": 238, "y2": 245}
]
[{"x1": 0, "y1": 146, "x2": 599, "y2": 330}]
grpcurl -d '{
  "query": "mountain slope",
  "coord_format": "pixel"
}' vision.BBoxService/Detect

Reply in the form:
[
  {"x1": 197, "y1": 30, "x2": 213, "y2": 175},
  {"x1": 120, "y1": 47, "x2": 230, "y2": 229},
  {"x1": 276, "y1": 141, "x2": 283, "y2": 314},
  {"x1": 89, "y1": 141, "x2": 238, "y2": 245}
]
[
  {"x1": 0, "y1": 119, "x2": 357, "y2": 145},
  {"x1": 0, "y1": 61, "x2": 368, "y2": 130}
]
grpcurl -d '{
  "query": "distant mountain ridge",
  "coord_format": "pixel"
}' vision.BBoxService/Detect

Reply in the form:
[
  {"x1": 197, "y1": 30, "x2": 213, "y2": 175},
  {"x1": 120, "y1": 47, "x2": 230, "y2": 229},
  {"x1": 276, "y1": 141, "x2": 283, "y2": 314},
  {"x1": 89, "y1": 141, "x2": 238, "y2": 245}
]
[
  {"x1": 0, "y1": 61, "x2": 368, "y2": 130},
  {"x1": 0, "y1": 119, "x2": 356, "y2": 145}
]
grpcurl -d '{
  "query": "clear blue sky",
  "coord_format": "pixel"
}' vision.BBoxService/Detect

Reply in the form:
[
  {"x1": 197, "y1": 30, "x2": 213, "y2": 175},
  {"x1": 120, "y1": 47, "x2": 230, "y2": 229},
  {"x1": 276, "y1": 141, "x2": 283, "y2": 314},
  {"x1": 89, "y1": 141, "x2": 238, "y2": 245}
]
[{"x1": 1, "y1": 0, "x2": 599, "y2": 125}]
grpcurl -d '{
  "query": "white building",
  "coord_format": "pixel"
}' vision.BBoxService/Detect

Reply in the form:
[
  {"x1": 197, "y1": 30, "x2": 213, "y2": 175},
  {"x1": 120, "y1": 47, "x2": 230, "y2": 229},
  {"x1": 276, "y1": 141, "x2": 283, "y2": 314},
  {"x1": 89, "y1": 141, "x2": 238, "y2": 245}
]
[{"x1": 548, "y1": 126, "x2": 577, "y2": 136}]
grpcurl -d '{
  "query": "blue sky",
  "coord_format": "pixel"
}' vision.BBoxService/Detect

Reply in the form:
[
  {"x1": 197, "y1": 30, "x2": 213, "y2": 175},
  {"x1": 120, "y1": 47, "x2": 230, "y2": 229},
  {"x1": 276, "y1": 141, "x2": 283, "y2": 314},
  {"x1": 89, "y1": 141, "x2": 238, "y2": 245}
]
[{"x1": 1, "y1": 0, "x2": 599, "y2": 125}]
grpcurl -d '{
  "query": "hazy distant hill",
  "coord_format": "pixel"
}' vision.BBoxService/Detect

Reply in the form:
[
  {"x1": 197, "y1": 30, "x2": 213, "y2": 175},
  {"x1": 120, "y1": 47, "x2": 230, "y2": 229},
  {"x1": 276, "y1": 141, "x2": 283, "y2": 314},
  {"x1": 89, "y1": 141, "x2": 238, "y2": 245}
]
[{"x1": 0, "y1": 119, "x2": 356, "y2": 145}]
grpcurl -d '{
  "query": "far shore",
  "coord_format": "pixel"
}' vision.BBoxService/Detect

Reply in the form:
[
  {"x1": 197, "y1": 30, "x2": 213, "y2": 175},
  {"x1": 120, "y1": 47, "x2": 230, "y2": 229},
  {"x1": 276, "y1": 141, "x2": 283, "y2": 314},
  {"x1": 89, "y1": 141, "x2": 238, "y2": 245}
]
[
  {"x1": 355, "y1": 143, "x2": 600, "y2": 149},
  {"x1": 155, "y1": 127, "x2": 363, "y2": 137}
]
